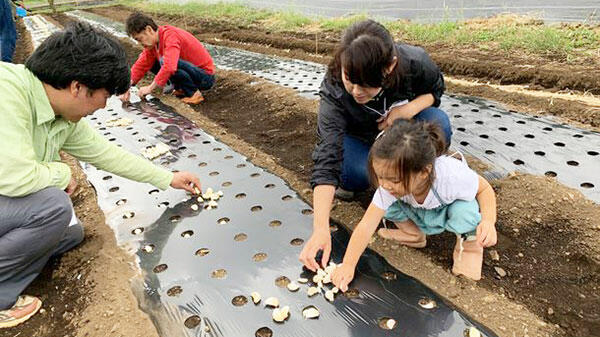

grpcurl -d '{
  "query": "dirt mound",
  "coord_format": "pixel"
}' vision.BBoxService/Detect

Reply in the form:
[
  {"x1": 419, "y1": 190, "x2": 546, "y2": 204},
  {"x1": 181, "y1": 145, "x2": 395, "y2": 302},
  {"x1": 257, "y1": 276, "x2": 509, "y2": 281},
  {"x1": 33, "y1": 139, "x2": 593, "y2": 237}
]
[
  {"x1": 433, "y1": 49, "x2": 600, "y2": 94},
  {"x1": 220, "y1": 30, "x2": 337, "y2": 55}
]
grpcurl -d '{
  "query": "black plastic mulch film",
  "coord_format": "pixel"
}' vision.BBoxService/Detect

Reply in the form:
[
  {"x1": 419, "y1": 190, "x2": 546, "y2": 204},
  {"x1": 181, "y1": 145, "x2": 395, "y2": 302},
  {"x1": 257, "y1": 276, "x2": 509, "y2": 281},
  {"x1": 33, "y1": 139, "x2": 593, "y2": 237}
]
[{"x1": 83, "y1": 96, "x2": 495, "y2": 337}]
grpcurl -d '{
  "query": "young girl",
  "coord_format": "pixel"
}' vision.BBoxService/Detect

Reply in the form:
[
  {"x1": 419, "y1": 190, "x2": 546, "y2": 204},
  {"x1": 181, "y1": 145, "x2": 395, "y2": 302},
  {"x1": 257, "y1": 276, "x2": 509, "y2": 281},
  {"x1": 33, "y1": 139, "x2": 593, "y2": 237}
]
[{"x1": 332, "y1": 120, "x2": 497, "y2": 289}]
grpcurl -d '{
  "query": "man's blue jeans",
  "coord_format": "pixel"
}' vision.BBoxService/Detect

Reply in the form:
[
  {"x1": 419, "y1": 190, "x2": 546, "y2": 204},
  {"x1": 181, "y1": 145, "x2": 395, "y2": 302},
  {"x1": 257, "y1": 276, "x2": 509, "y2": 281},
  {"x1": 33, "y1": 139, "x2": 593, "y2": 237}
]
[
  {"x1": 151, "y1": 59, "x2": 215, "y2": 97},
  {"x1": 340, "y1": 107, "x2": 453, "y2": 191},
  {"x1": 0, "y1": 0, "x2": 17, "y2": 62}
]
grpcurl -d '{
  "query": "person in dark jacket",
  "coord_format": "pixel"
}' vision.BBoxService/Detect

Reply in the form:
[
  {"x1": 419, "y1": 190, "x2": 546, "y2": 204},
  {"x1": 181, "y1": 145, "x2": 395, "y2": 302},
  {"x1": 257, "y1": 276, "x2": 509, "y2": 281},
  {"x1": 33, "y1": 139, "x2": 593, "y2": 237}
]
[{"x1": 299, "y1": 20, "x2": 452, "y2": 271}]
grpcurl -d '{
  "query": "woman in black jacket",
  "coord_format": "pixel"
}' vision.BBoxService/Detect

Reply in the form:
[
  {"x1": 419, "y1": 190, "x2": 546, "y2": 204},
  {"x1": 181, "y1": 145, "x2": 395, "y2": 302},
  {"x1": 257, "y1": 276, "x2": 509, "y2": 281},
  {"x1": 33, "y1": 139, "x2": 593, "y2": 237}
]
[{"x1": 300, "y1": 19, "x2": 452, "y2": 271}]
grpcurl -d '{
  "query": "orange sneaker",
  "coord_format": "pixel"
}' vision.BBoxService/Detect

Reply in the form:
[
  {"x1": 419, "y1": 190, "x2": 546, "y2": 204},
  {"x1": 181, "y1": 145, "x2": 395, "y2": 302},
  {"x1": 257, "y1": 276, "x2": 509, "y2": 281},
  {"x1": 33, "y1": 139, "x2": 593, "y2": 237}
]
[
  {"x1": 0, "y1": 295, "x2": 42, "y2": 328},
  {"x1": 181, "y1": 91, "x2": 205, "y2": 104}
]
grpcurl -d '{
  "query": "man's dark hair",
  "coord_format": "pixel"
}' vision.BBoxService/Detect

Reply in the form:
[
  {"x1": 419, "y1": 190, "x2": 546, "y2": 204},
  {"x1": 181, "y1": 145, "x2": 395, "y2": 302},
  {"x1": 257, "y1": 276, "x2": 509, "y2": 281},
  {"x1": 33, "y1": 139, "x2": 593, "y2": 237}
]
[
  {"x1": 25, "y1": 22, "x2": 130, "y2": 95},
  {"x1": 126, "y1": 12, "x2": 158, "y2": 36}
]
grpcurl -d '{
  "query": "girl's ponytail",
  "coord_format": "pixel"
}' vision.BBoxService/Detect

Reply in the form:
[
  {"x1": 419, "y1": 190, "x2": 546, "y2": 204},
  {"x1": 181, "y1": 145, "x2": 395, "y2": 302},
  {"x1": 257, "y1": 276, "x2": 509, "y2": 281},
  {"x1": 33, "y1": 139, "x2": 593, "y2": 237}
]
[{"x1": 423, "y1": 122, "x2": 447, "y2": 157}]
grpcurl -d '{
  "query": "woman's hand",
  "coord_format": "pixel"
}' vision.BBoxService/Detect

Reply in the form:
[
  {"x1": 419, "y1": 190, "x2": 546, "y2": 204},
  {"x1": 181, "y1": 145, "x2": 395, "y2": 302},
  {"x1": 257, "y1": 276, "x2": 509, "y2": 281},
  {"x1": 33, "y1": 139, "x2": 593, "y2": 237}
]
[
  {"x1": 378, "y1": 104, "x2": 417, "y2": 130},
  {"x1": 299, "y1": 228, "x2": 332, "y2": 272},
  {"x1": 170, "y1": 171, "x2": 201, "y2": 194},
  {"x1": 476, "y1": 219, "x2": 497, "y2": 247},
  {"x1": 331, "y1": 263, "x2": 355, "y2": 292}
]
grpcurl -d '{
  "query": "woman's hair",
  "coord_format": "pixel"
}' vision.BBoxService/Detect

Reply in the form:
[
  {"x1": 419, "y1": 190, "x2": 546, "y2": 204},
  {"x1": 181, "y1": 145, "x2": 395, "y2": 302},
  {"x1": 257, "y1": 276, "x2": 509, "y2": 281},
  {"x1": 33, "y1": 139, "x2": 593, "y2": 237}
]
[
  {"x1": 368, "y1": 120, "x2": 447, "y2": 191},
  {"x1": 328, "y1": 19, "x2": 398, "y2": 89}
]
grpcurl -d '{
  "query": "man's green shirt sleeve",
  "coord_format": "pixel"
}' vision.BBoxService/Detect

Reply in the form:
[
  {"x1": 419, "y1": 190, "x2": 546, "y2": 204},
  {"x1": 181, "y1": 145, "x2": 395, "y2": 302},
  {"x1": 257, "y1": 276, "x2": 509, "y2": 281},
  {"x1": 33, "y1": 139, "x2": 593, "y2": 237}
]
[
  {"x1": 0, "y1": 63, "x2": 173, "y2": 197},
  {"x1": 62, "y1": 120, "x2": 174, "y2": 191}
]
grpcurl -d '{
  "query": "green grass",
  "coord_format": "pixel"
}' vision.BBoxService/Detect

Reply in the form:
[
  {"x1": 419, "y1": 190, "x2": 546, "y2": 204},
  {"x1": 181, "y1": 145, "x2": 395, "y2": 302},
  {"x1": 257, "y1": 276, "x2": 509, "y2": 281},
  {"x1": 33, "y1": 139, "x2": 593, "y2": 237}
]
[
  {"x1": 118, "y1": 0, "x2": 600, "y2": 60},
  {"x1": 24, "y1": 0, "x2": 51, "y2": 6},
  {"x1": 123, "y1": 1, "x2": 272, "y2": 26},
  {"x1": 319, "y1": 14, "x2": 369, "y2": 31}
]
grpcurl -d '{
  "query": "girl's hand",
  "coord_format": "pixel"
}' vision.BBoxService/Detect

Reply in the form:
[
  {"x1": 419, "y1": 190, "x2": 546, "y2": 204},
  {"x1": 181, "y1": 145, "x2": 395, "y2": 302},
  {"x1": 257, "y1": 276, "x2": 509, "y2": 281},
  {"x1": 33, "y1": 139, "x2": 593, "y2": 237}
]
[
  {"x1": 331, "y1": 263, "x2": 355, "y2": 292},
  {"x1": 476, "y1": 220, "x2": 497, "y2": 247}
]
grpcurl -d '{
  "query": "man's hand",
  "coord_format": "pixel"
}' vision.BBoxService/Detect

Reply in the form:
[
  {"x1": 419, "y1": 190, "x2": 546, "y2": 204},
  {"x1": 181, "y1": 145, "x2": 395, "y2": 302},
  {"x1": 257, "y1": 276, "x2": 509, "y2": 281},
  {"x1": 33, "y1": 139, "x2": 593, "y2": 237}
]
[
  {"x1": 299, "y1": 228, "x2": 331, "y2": 272},
  {"x1": 118, "y1": 89, "x2": 131, "y2": 102},
  {"x1": 331, "y1": 262, "x2": 355, "y2": 292},
  {"x1": 476, "y1": 220, "x2": 497, "y2": 247},
  {"x1": 170, "y1": 171, "x2": 201, "y2": 194},
  {"x1": 137, "y1": 85, "x2": 154, "y2": 98},
  {"x1": 65, "y1": 177, "x2": 78, "y2": 196}
]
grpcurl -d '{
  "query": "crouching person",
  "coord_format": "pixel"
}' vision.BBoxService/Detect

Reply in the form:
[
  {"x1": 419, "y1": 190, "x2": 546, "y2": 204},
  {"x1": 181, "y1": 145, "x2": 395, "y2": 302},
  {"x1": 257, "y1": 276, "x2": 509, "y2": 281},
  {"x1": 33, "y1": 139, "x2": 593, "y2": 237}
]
[
  {"x1": 0, "y1": 22, "x2": 201, "y2": 328},
  {"x1": 120, "y1": 12, "x2": 215, "y2": 104}
]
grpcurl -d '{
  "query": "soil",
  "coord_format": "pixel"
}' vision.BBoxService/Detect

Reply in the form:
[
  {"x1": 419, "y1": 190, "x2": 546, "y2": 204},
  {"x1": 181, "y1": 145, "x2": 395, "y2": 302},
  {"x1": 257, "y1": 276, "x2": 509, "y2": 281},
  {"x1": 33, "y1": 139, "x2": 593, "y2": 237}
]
[
  {"x1": 9, "y1": 8, "x2": 599, "y2": 337},
  {"x1": 13, "y1": 19, "x2": 32, "y2": 64},
  {"x1": 1, "y1": 16, "x2": 159, "y2": 337}
]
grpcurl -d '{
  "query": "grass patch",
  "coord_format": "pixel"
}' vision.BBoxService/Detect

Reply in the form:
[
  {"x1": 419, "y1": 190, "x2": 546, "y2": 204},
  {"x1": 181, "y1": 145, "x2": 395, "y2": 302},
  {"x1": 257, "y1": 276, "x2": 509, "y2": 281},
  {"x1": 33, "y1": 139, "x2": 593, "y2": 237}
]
[
  {"x1": 118, "y1": 0, "x2": 600, "y2": 60},
  {"x1": 122, "y1": 0, "x2": 272, "y2": 26},
  {"x1": 319, "y1": 14, "x2": 368, "y2": 31},
  {"x1": 30, "y1": 1, "x2": 115, "y2": 14}
]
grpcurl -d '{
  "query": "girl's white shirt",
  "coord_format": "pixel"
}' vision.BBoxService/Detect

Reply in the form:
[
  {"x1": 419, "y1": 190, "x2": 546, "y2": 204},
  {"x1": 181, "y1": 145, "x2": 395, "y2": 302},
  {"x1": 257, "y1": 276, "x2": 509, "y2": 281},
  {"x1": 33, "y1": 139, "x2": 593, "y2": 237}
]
[{"x1": 372, "y1": 155, "x2": 479, "y2": 210}]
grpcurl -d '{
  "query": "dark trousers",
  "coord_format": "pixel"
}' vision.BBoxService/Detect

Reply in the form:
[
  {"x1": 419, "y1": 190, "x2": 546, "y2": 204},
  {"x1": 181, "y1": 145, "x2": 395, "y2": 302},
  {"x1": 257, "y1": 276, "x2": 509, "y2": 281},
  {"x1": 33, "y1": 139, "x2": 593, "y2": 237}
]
[
  {"x1": 0, "y1": 0, "x2": 16, "y2": 62},
  {"x1": 341, "y1": 107, "x2": 453, "y2": 191},
  {"x1": 151, "y1": 59, "x2": 215, "y2": 97},
  {"x1": 0, "y1": 187, "x2": 84, "y2": 310}
]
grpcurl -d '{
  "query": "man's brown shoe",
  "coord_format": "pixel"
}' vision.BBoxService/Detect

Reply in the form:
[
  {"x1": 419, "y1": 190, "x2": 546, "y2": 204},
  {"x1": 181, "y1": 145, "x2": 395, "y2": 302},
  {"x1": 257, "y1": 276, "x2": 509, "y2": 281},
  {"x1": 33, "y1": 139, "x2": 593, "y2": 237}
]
[
  {"x1": 0, "y1": 295, "x2": 42, "y2": 328},
  {"x1": 181, "y1": 91, "x2": 205, "y2": 104}
]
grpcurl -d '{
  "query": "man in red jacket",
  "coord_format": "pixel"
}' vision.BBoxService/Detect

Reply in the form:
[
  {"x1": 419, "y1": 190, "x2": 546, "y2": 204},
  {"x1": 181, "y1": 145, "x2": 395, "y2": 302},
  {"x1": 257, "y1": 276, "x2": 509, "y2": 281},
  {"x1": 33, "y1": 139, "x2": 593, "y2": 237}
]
[{"x1": 119, "y1": 12, "x2": 215, "y2": 104}]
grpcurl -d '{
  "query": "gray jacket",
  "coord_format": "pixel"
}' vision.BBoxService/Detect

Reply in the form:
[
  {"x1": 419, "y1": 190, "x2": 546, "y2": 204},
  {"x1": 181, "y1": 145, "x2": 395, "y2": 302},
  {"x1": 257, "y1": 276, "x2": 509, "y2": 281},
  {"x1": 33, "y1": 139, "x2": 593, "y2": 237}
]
[{"x1": 310, "y1": 43, "x2": 445, "y2": 188}]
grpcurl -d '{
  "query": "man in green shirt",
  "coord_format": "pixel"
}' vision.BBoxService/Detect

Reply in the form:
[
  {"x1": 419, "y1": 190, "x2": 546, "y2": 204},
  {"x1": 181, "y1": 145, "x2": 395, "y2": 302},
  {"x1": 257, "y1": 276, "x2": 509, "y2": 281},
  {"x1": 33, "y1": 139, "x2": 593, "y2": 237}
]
[{"x1": 0, "y1": 22, "x2": 201, "y2": 328}]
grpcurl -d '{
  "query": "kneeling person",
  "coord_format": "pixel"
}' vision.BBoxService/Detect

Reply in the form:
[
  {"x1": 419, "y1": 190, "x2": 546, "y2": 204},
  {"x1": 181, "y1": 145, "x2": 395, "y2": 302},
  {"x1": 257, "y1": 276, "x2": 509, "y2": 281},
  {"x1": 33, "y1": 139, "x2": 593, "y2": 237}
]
[{"x1": 121, "y1": 12, "x2": 215, "y2": 104}]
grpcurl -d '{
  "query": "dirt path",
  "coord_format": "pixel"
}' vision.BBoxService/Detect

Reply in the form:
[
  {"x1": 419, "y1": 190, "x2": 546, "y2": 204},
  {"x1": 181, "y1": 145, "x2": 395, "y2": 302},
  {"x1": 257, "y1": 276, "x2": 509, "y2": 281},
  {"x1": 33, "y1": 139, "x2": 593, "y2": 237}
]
[{"x1": 1, "y1": 17, "x2": 159, "y2": 337}]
